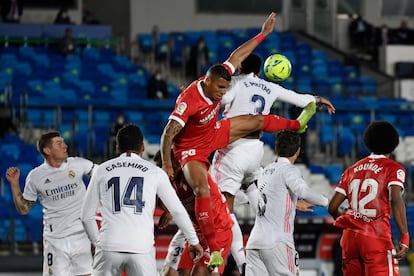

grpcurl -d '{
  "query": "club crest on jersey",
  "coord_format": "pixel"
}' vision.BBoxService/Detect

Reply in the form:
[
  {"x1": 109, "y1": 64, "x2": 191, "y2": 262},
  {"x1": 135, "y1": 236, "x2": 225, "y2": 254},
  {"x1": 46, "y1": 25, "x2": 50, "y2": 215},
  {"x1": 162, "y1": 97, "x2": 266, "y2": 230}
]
[
  {"x1": 176, "y1": 102, "x2": 187, "y2": 115},
  {"x1": 396, "y1": 169, "x2": 405, "y2": 182},
  {"x1": 68, "y1": 170, "x2": 75, "y2": 178}
]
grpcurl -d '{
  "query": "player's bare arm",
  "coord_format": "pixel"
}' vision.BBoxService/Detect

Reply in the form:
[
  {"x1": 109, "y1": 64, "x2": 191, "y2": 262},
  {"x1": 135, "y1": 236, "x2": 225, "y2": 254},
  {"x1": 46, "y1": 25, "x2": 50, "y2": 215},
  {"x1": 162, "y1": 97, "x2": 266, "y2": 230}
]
[
  {"x1": 327, "y1": 192, "x2": 346, "y2": 219},
  {"x1": 161, "y1": 120, "x2": 183, "y2": 179},
  {"x1": 227, "y1": 12, "x2": 276, "y2": 68},
  {"x1": 390, "y1": 185, "x2": 410, "y2": 259},
  {"x1": 5, "y1": 167, "x2": 35, "y2": 215},
  {"x1": 316, "y1": 96, "x2": 336, "y2": 114}
]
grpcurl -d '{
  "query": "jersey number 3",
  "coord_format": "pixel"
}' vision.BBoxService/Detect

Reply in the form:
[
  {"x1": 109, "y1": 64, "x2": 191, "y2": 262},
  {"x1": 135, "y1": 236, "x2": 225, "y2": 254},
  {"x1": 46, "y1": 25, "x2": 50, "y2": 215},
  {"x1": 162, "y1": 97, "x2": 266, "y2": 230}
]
[
  {"x1": 108, "y1": 176, "x2": 145, "y2": 214},
  {"x1": 349, "y1": 178, "x2": 378, "y2": 217}
]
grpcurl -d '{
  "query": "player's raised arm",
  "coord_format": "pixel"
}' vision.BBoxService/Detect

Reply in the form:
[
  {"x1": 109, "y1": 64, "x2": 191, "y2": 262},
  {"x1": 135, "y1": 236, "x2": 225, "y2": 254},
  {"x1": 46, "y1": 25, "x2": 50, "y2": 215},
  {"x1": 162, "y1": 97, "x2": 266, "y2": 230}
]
[
  {"x1": 226, "y1": 12, "x2": 276, "y2": 69},
  {"x1": 160, "y1": 119, "x2": 183, "y2": 180},
  {"x1": 5, "y1": 167, "x2": 35, "y2": 215}
]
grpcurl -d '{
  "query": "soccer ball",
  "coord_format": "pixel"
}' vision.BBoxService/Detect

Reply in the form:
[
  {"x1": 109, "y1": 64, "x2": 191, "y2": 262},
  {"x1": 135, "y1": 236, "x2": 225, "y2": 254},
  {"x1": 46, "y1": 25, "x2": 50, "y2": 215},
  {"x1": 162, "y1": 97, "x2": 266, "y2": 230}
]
[{"x1": 263, "y1": 54, "x2": 292, "y2": 82}]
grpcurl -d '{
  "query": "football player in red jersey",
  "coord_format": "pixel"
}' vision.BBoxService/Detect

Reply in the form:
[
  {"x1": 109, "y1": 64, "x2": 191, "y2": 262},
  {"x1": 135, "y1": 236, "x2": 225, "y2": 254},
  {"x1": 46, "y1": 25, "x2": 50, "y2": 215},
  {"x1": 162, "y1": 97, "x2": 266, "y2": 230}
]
[
  {"x1": 328, "y1": 121, "x2": 409, "y2": 276},
  {"x1": 155, "y1": 151, "x2": 233, "y2": 276},
  {"x1": 160, "y1": 12, "x2": 318, "y2": 271}
]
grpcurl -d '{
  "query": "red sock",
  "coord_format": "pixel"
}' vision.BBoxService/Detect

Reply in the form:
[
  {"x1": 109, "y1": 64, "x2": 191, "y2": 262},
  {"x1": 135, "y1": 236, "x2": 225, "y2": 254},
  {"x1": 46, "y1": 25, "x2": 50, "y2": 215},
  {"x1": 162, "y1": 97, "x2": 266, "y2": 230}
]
[
  {"x1": 262, "y1": 115, "x2": 300, "y2": 132},
  {"x1": 195, "y1": 196, "x2": 219, "y2": 252}
]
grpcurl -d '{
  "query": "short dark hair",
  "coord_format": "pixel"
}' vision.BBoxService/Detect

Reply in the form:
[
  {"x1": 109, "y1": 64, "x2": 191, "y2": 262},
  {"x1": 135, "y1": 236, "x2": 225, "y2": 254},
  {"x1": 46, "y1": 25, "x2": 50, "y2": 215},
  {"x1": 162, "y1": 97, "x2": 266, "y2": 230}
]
[
  {"x1": 240, "y1": 53, "x2": 262, "y2": 75},
  {"x1": 275, "y1": 131, "x2": 301, "y2": 157},
  {"x1": 116, "y1": 124, "x2": 144, "y2": 153},
  {"x1": 363, "y1": 121, "x2": 399, "y2": 154},
  {"x1": 37, "y1": 131, "x2": 61, "y2": 157},
  {"x1": 206, "y1": 64, "x2": 232, "y2": 82}
]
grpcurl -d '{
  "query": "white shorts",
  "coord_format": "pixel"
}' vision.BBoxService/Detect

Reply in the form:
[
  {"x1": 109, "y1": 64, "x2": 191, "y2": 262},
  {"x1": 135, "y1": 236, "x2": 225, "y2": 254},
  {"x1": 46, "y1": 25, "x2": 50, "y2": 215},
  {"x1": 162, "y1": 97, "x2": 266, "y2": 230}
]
[
  {"x1": 210, "y1": 138, "x2": 264, "y2": 195},
  {"x1": 92, "y1": 245, "x2": 156, "y2": 276},
  {"x1": 162, "y1": 229, "x2": 186, "y2": 271},
  {"x1": 43, "y1": 231, "x2": 92, "y2": 276},
  {"x1": 245, "y1": 242, "x2": 299, "y2": 276}
]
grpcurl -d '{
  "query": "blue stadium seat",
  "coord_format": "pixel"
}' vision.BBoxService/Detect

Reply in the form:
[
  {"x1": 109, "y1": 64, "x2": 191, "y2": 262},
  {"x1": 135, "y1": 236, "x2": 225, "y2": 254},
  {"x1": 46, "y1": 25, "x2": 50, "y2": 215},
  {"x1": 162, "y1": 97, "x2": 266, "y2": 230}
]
[
  {"x1": 325, "y1": 164, "x2": 343, "y2": 184},
  {"x1": 138, "y1": 33, "x2": 153, "y2": 53},
  {"x1": 336, "y1": 126, "x2": 354, "y2": 157}
]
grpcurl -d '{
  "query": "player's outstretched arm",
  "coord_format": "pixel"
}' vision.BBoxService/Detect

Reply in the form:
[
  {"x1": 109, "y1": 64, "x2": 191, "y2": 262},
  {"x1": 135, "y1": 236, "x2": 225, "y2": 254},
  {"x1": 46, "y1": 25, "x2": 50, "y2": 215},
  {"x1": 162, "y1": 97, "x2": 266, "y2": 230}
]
[
  {"x1": 390, "y1": 185, "x2": 410, "y2": 260},
  {"x1": 316, "y1": 96, "x2": 336, "y2": 114},
  {"x1": 161, "y1": 120, "x2": 183, "y2": 180},
  {"x1": 226, "y1": 12, "x2": 276, "y2": 69},
  {"x1": 296, "y1": 200, "x2": 315, "y2": 212},
  {"x1": 5, "y1": 167, "x2": 34, "y2": 215}
]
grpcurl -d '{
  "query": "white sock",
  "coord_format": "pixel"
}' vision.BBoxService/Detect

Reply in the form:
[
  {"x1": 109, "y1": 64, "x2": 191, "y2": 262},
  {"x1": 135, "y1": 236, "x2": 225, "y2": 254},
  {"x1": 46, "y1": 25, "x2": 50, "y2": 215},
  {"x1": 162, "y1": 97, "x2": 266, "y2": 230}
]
[{"x1": 230, "y1": 213, "x2": 246, "y2": 269}]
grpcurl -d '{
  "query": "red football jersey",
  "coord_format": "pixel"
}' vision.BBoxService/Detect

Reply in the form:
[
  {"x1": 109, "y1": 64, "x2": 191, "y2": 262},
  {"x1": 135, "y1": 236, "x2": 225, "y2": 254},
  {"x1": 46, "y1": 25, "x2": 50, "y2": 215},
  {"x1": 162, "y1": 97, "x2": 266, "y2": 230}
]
[
  {"x1": 169, "y1": 62, "x2": 235, "y2": 156},
  {"x1": 334, "y1": 155, "x2": 406, "y2": 241},
  {"x1": 169, "y1": 80, "x2": 222, "y2": 154}
]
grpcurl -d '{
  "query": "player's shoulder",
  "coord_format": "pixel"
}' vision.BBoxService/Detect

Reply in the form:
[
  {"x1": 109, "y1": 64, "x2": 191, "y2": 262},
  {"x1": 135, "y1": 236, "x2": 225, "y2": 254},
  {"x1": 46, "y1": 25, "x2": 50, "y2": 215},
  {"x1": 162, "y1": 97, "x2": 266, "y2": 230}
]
[{"x1": 26, "y1": 163, "x2": 46, "y2": 179}]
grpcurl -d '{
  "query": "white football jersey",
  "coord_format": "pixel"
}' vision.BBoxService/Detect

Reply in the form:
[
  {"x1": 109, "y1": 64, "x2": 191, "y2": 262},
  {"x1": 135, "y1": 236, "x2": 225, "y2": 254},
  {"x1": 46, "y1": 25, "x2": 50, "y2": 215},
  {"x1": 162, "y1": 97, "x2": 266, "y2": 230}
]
[
  {"x1": 23, "y1": 157, "x2": 95, "y2": 239},
  {"x1": 222, "y1": 73, "x2": 316, "y2": 117},
  {"x1": 81, "y1": 152, "x2": 198, "y2": 253},
  {"x1": 246, "y1": 158, "x2": 328, "y2": 249}
]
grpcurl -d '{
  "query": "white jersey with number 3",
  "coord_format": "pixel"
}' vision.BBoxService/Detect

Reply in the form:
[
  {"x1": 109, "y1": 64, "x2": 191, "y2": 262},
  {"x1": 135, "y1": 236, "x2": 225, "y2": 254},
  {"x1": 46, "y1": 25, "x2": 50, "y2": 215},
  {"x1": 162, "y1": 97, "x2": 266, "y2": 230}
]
[
  {"x1": 81, "y1": 152, "x2": 198, "y2": 254},
  {"x1": 222, "y1": 73, "x2": 316, "y2": 117}
]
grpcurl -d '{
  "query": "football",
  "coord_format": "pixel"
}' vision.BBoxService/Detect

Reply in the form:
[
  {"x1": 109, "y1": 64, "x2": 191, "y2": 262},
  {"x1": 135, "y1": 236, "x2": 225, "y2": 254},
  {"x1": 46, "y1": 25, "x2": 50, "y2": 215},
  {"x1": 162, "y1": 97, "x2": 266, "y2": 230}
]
[{"x1": 263, "y1": 54, "x2": 292, "y2": 82}]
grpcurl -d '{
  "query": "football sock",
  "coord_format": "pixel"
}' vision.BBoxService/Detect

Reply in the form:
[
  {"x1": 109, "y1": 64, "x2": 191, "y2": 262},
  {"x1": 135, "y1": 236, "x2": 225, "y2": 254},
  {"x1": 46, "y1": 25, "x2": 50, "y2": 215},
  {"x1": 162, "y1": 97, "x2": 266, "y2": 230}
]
[
  {"x1": 195, "y1": 196, "x2": 219, "y2": 252},
  {"x1": 230, "y1": 213, "x2": 246, "y2": 268},
  {"x1": 262, "y1": 114, "x2": 300, "y2": 132},
  {"x1": 296, "y1": 102, "x2": 316, "y2": 133}
]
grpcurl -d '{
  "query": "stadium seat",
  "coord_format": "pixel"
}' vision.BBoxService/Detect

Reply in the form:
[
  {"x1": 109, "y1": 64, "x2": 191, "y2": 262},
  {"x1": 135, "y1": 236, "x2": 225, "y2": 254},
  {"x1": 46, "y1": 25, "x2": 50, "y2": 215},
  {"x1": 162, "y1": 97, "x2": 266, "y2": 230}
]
[
  {"x1": 325, "y1": 164, "x2": 343, "y2": 184},
  {"x1": 137, "y1": 33, "x2": 153, "y2": 53}
]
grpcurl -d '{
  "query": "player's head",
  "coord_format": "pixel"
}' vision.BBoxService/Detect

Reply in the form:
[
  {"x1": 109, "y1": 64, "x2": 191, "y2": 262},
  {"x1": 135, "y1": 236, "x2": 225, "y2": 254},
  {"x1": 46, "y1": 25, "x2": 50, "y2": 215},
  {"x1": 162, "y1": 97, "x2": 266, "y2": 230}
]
[
  {"x1": 239, "y1": 53, "x2": 261, "y2": 75},
  {"x1": 203, "y1": 64, "x2": 232, "y2": 101},
  {"x1": 116, "y1": 124, "x2": 144, "y2": 154},
  {"x1": 37, "y1": 131, "x2": 68, "y2": 159},
  {"x1": 363, "y1": 120, "x2": 399, "y2": 155},
  {"x1": 275, "y1": 131, "x2": 301, "y2": 158}
]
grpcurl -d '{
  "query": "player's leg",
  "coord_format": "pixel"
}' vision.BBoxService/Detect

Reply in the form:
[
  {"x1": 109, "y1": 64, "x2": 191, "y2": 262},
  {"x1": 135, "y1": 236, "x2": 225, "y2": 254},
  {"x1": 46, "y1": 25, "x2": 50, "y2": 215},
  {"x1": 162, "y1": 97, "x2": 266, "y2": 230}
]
[
  {"x1": 124, "y1": 247, "x2": 157, "y2": 276},
  {"x1": 228, "y1": 102, "x2": 316, "y2": 143},
  {"x1": 68, "y1": 232, "x2": 93, "y2": 276},
  {"x1": 43, "y1": 237, "x2": 73, "y2": 276},
  {"x1": 260, "y1": 243, "x2": 299, "y2": 276},
  {"x1": 245, "y1": 249, "x2": 269, "y2": 276},
  {"x1": 340, "y1": 230, "x2": 364, "y2": 275},
  {"x1": 160, "y1": 229, "x2": 186, "y2": 276},
  {"x1": 359, "y1": 234, "x2": 400, "y2": 275},
  {"x1": 182, "y1": 161, "x2": 221, "y2": 255},
  {"x1": 92, "y1": 249, "x2": 126, "y2": 276}
]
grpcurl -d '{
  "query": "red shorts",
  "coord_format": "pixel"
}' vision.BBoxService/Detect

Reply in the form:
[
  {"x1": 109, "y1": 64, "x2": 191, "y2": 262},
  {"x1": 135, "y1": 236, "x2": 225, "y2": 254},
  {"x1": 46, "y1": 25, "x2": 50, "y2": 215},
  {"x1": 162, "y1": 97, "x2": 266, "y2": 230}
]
[
  {"x1": 174, "y1": 118, "x2": 231, "y2": 168},
  {"x1": 178, "y1": 227, "x2": 232, "y2": 274},
  {"x1": 341, "y1": 229, "x2": 400, "y2": 275}
]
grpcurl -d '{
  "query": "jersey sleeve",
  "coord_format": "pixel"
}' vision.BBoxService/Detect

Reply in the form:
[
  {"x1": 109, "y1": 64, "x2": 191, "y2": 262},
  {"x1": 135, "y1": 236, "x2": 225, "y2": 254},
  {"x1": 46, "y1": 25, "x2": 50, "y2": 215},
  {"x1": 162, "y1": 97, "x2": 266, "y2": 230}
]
[
  {"x1": 168, "y1": 92, "x2": 198, "y2": 127},
  {"x1": 74, "y1": 157, "x2": 96, "y2": 177},
  {"x1": 156, "y1": 170, "x2": 199, "y2": 245},
  {"x1": 271, "y1": 82, "x2": 316, "y2": 108},
  {"x1": 284, "y1": 166, "x2": 329, "y2": 206},
  {"x1": 80, "y1": 165, "x2": 101, "y2": 246},
  {"x1": 22, "y1": 170, "x2": 38, "y2": 202},
  {"x1": 387, "y1": 164, "x2": 406, "y2": 191},
  {"x1": 334, "y1": 169, "x2": 350, "y2": 196}
]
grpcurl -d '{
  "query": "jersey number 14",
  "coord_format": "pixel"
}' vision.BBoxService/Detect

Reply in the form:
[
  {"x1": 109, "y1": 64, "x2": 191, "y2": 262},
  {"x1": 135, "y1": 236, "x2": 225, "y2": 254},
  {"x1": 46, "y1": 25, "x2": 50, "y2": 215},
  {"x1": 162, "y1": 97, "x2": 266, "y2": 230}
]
[{"x1": 108, "y1": 176, "x2": 145, "y2": 213}]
